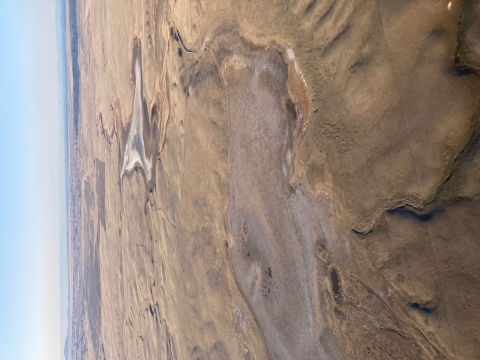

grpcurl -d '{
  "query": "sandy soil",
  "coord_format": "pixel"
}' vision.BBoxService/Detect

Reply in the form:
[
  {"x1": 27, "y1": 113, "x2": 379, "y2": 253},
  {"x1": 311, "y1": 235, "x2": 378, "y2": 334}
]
[{"x1": 66, "y1": 0, "x2": 480, "y2": 359}]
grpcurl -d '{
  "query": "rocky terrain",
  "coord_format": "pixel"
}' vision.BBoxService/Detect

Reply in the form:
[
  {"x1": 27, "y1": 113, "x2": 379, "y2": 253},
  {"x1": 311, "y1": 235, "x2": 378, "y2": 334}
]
[{"x1": 66, "y1": 0, "x2": 480, "y2": 358}]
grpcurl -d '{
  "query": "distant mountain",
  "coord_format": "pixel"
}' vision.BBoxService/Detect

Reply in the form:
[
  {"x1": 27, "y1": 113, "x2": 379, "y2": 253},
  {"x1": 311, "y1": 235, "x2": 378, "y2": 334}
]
[{"x1": 64, "y1": 335, "x2": 68, "y2": 360}]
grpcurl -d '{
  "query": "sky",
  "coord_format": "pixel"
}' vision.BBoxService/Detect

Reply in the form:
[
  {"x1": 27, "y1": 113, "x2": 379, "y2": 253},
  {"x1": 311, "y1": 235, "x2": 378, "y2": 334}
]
[{"x1": 0, "y1": 1, "x2": 68, "y2": 359}]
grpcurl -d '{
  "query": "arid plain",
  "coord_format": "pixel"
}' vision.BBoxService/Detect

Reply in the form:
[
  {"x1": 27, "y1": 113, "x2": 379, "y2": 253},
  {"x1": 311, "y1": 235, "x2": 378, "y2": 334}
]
[{"x1": 66, "y1": 0, "x2": 480, "y2": 359}]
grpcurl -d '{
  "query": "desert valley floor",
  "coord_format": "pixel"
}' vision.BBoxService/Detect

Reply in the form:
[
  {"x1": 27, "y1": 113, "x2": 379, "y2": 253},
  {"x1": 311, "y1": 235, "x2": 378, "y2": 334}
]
[{"x1": 66, "y1": 0, "x2": 480, "y2": 359}]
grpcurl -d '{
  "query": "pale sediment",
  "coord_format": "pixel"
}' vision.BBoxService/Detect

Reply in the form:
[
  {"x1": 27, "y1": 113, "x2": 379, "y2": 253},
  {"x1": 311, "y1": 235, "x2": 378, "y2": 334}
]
[
  {"x1": 219, "y1": 37, "x2": 339, "y2": 359},
  {"x1": 120, "y1": 44, "x2": 152, "y2": 184}
]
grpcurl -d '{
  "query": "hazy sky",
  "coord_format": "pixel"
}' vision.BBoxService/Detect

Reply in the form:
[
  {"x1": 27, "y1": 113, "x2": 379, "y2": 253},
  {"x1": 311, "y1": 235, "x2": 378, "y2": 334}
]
[{"x1": 0, "y1": 1, "x2": 67, "y2": 359}]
